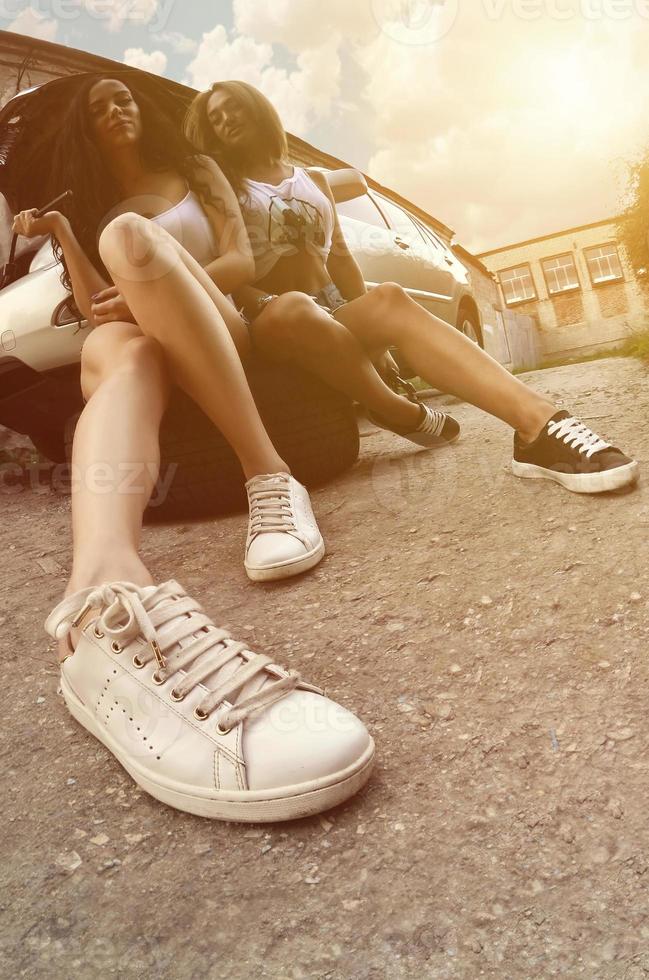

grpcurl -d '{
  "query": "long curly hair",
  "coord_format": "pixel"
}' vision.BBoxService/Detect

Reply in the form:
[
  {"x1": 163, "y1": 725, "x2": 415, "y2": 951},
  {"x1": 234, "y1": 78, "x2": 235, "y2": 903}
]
[
  {"x1": 182, "y1": 80, "x2": 289, "y2": 202},
  {"x1": 48, "y1": 74, "x2": 224, "y2": 297}
]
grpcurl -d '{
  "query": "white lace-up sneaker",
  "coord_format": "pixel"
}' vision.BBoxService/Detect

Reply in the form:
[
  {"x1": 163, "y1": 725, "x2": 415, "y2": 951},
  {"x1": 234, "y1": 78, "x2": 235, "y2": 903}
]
[
  {"x1": 245, "y1": 472, "x2": 325, "y2": 581},
  {"x1": 45, "y1": 580, "x2": 374, "y2": 822}
]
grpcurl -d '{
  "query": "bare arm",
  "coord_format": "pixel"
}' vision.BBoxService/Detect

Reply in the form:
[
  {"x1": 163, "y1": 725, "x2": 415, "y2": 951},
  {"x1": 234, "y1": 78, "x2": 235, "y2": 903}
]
[
  {"x1": 11, "y1": 208, "x2": 110, "y2": 321},
  {"x1": 306, "y1": 169, "x2": 366, "y2": 301},
  {"x1": 53, "y1": 215, "x2": 111, "y2": 320},
  {"x1": 188, "y1": 154, "x2": 256, "y2": 295}
]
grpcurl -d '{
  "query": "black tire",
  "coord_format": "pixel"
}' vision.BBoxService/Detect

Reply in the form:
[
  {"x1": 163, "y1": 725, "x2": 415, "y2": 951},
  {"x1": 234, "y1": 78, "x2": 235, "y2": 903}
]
[
  {"x1": 64, "y1": 357, "x2": 359, "y2": 522},
  {"x1": 29, "y1": 429, "x2": 66, "y2": 464}
]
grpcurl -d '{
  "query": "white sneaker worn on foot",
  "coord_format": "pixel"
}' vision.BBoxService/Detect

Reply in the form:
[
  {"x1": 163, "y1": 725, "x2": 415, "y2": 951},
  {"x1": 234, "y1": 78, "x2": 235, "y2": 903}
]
[
  {"x1": 245, "y1": 472, "x2": 325, "y2": 581},
  {"x1": 45, "y1": 580, "x2": 374, "y2": 822}
]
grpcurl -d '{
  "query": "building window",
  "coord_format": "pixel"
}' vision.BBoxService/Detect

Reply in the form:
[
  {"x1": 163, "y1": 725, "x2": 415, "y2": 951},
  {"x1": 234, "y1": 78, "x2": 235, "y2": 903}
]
[
  {"x1": 498, "y1": 265, "x2": 537, "y2": 305},
  {"x1": 584, "y1": 243, "x2": 624, "y2": 285},
  {"x1": 541, "y1": 253, "x2": 580, "y2": 295}
]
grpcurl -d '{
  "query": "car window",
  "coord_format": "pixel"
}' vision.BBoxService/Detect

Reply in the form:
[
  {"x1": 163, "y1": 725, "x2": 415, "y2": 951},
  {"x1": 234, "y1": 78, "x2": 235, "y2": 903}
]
[
  {"x1": 376, "y1": 195, "x2": 426, "y2": 243},
  {"x1": 415, "y1": 221, "x2": 445, "y2": 252},
  {"x1": 336, "y1": 193, "x2": 388, "y2": 229}
]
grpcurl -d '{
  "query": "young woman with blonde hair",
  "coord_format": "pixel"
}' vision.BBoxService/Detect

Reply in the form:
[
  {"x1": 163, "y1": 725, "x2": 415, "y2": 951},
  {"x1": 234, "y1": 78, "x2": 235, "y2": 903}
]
[{"x1": 185, "y1": 80, "x2": 638, "y2": 495}]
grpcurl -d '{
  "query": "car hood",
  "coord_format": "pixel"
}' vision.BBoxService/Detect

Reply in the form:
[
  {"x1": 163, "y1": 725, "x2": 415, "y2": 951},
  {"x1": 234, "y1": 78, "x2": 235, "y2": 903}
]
[{"x1": 0, "y1": 69, "x2": 194, "y2": 214}]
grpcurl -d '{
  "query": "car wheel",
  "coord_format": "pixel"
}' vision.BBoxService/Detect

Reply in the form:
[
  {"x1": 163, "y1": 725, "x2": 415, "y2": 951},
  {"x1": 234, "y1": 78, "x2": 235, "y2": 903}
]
[
  {"x1": 63, "y1": 357, "x2": 360, "y2": 521},
  {"x1": 457, "y1": 310, "x2": 482, "y2": 346}
]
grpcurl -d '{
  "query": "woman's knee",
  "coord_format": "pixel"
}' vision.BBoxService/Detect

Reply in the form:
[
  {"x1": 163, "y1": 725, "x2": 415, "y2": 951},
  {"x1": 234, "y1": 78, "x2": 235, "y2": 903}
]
[
  {"x1": 98, "y1": 212, "x2": 146, "y2": 265},
  {"x1": 252, "y1": 292, "x2": 316, "y2": 353},
  {"x1": 81, "y1": 329, "x2": 168, "y2": 400},
  {"x1": 371, "y1": 281, "x2": 410, "y2": 312},
  {"x1": 98, "y1": 212, "x2": 177, "y2": 282},
  {"x1": 120, "y1": 334, "x2": 167, "y2": 374},
  {"x1": 80, "y1": 321, "x2": 138, "y2": 396}
]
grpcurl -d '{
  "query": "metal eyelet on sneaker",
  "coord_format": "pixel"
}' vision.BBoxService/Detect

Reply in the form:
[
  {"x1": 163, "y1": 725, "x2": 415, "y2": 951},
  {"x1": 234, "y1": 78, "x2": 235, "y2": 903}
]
[
  {"x1": 170, "y1": 689, "x2": 185, "y2": 702},
  {"x1": 151, "y1": 671, "x2": 165, "y2": 686},
  {"x1": 111, "y1": 641, "x2": 122, "y2": 654},
  {"x1": 193, "y1": 707, "x2": 209, "y2": 721},
  {"x1": 216, "y1": 721, "x2": 233, "y2": 736},
  {"x1": 132, "y1": 655, "x2": 145, "y2": 669},
  {"x1": 93, "y1": 625, "x2": 105, "y2": 639}
]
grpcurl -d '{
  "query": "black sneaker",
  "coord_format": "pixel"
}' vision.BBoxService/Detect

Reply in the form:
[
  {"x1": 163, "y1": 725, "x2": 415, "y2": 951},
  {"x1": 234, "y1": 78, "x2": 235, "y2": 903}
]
[
  {"x1": 369, "y1": 402, "x2": 460, "y2": 449},
  {"x1": 512, "y1": 410, "x2": 639, "y2": 493}
]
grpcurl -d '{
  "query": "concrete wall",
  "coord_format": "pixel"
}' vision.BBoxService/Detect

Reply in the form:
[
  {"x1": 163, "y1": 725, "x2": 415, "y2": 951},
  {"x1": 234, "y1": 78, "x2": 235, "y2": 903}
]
[{"x1": 479, "y1": 219, "x2": 647, "y2": 363}]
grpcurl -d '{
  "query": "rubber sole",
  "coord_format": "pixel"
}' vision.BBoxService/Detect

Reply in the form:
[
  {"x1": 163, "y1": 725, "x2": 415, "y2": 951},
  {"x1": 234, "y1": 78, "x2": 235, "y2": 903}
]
[
  {"x1": 511, "y1": 458, "x2": 639, "y2": 494},
  {"x1": 61, "y1": 674, "x2": 375, "y2": 822},
  {"x1": 404, "y1": 429, "x2": 461, "y2": 450},
  {"x1": 245, "y1": 536, "x2": 325, "y2": 582}
]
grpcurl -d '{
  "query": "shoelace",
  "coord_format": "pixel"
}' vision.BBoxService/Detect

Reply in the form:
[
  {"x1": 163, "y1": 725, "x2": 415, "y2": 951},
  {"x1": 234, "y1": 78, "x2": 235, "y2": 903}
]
[
  {"x1": 417, "y1": 405, "x2": 447, "y2": 438},
  {"x1": 47, "y1": 580, "x2": 300, "y2": 730},
  {"x1": 247, "y1": 473, "x2": 302, "y2": 538},
  {"x1": 547, "y1": 416, "x2": 610, "y2": 459}
]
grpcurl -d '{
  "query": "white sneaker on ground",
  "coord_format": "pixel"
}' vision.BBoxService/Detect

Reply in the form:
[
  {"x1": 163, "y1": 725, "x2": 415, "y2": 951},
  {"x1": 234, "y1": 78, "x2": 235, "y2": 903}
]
[
  {"x1": 245, "y1": 472, "x2": 325, "y2": 582},
  {"x1": 45, "y1": 580, "x2": 374, "y2": 822}
]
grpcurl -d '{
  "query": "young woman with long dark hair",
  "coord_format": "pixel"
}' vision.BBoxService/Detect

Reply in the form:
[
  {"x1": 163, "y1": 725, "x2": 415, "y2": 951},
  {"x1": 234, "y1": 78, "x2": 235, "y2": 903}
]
[
  {"x1": 12, "y1": 75, "x2": 374, "y2": 822},
  {"x1": 185, "y1": 80, "x2": 638, "y2": 494}
]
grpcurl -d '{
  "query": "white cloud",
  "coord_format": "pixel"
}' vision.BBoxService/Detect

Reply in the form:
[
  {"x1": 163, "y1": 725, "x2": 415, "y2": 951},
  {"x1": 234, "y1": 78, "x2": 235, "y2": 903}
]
[
  {"x1": 123, "y1": 47, "x2": 167, "y2": 76},
  {"x1": 185, "y1": 25, "x2": 273, "y2": 90},
  {"x1": 232, "y1": 0, "x2": 376, "y2": 50},
  {"x1": 151, "y1": 30, "x2": 198, "y2": 54},
  {"x1": 79, "y1": 0, "x2": 160, "y2": 33},
  {"x1": 7, "y1": 6, "x2": 58, "y2": 42},
  {"x1": 357, "y1": 8, "x2": 649, "y2": 250},
  {"x1": 185, "y1": 25, "x2": 341, "y2": 136}
]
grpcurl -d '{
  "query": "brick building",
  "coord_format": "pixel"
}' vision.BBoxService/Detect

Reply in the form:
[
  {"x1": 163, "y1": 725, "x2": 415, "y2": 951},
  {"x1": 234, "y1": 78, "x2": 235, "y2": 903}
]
[{"x1": 479, "y1": 217, "x2": 647, "y2": 362}]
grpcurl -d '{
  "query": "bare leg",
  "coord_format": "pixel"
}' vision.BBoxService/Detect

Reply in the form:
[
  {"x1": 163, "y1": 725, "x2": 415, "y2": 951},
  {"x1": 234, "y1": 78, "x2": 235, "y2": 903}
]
[
  {"x1": 98, "y1": 212, "x2": 287, "y2": 478},
  {"x1": 251, "y1": 292, "x2": 421, "y2": 429},
  {"x1": 59, "y1": 324, "x2": 170, "y2": 659},
  {"x1": 333, "y1": 284, "x2": 557, "y2": 442}
]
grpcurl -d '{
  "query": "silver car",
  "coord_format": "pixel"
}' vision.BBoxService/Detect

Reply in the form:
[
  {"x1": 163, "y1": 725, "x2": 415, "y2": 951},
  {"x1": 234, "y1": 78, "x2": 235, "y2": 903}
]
[{"x1": 328, "y1": 168, "x2": 483, "y2": 350}]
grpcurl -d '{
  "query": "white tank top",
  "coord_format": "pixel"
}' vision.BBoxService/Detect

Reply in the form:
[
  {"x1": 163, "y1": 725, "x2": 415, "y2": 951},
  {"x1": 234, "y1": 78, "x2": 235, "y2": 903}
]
[
  {"x1": 149, "y1": 186, "x2": 219, "y2": 267},
  {"x1": 240, "y1": 167, "x2": 334, "y2": 282}
]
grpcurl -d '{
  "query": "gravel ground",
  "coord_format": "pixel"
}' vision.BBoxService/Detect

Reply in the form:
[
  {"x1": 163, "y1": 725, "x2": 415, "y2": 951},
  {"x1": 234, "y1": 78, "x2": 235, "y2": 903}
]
[{"x1": 1, "y1": 355, "x2": 649, "y2": 980}]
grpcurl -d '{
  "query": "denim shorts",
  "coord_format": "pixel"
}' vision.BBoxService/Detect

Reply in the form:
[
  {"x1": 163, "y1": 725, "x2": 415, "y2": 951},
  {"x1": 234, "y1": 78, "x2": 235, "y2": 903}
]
[{"x1": 310, "y1": 282, "x2": 347, "y2": 314}]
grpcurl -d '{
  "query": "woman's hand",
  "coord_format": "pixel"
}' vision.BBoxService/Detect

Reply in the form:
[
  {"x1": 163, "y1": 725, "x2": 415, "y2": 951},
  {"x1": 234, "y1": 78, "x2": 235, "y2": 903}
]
[
  {"x1": 90, "y1": 285, "x2": 137, "y2": 326},
  {"x1": 11, "y1": 208, "x2": 64, "y2": 239}
]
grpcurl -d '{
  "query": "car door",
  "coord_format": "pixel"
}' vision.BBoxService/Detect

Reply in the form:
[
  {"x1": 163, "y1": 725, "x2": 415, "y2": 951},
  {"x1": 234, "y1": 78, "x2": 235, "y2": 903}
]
[
  {"x1": 410, "y1": 218, "x2": 464, "y2": 324},
  {"x1": 370, "y1": 193, "x2": 434, "y2": 295},
  {"x1": 335, "y1": 190, "x2": 429, "y2": 299}
]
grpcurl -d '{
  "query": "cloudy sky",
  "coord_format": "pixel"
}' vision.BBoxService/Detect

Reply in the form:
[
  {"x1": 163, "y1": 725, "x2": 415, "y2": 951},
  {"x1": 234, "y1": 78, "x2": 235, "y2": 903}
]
[{"x1": 4, "y1": 0, "x2": 649, "y2": 252}]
